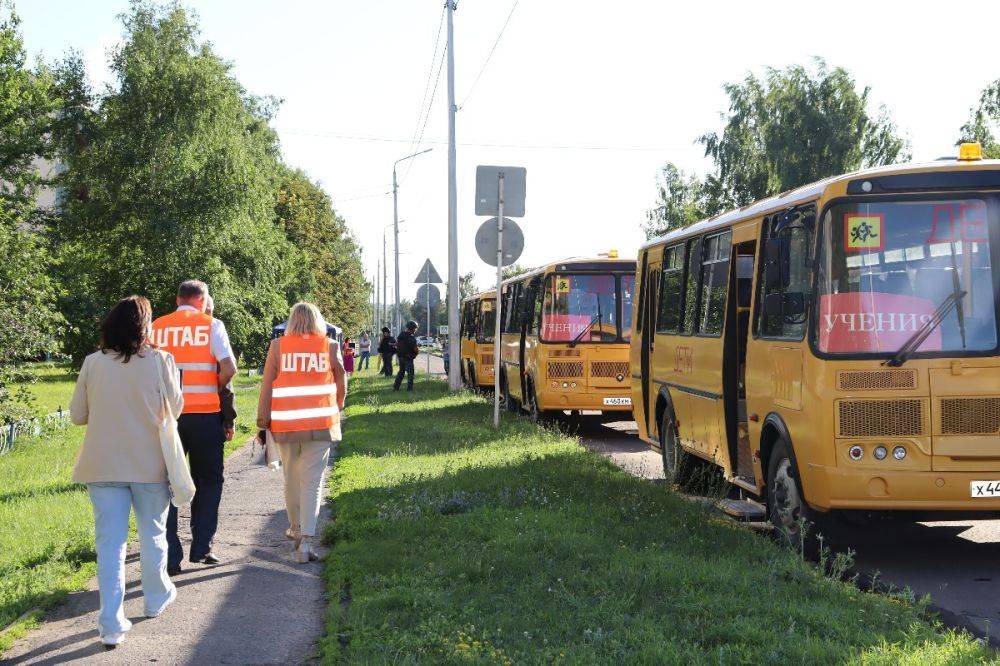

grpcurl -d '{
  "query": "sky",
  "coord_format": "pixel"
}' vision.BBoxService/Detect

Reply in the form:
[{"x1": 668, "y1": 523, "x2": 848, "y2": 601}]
[{"x1": 18, "y1": 0, "x2": 1000, "y2": 305}]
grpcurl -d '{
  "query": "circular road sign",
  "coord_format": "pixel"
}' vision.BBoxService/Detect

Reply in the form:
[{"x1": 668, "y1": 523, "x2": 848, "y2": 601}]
[
  {"x1": 475, "y1": 217, "x2": 524, "y2": 267},
  {"x1": 415, "y1": 283, "x2": 441, "y2": 308}
]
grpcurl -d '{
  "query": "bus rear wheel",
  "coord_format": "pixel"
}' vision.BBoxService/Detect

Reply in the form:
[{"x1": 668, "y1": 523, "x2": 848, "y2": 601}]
[{"x1": 659, "y1": 411, "x2": 700, "y2": 490}]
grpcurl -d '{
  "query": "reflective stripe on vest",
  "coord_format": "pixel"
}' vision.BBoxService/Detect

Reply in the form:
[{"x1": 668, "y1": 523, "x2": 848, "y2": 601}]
[
  {"x1": 270, "y1": 334, "x2": 338, "y2": 433},
  {"x1": 152, "y1": 309, "x2": 220, "y2": 414}
]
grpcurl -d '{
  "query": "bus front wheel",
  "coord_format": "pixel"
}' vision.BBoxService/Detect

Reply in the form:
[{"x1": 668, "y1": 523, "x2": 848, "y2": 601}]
[{"x1": 766, "y1": 440, "x2": 824, "y2": 548}]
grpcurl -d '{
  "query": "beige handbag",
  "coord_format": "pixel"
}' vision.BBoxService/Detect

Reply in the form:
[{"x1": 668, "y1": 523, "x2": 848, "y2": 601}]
[{"x1": 155, "y1": 352, "x2": 196, "y2": 507}]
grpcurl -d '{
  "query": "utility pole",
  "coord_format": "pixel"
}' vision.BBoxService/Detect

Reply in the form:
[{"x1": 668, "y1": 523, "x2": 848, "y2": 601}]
[
  {"x1": 445, "y1": 0, "x2": 460, "y2": 390},
  {"x1": 382, "y1": 232, "x2": 388, "y2": 330},
  {"x1": 374, "y1": 261, "x2": 380, "y2": 330},
  {"x1": 392, "y1": 149, "x2": 433, "y2": 334}
]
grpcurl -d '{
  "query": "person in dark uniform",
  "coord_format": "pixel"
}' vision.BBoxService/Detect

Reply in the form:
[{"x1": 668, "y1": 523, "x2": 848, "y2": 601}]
[
  {"x1": 377, "y1": 327, "x2": 396, "y2": 377},
  {"x1": 393, "y1": 321, "x2": 419, "y2": 391}
]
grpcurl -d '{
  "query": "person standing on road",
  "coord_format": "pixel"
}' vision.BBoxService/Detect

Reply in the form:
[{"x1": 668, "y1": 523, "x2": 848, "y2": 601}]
[
  {"x1": 257, "y1": 302, "x2": 346, "y2": 563},
  {"x1": 357, "y1": 331, "x2": 371, "y2": 371},
  {"x1": 377, "y1": 326, "x2": 395, "y2": 377},
  {"x1": 393, "y1": 320, "x2": 419, "y2": 391},
  {"x1": 152, "y1": 280, "x2": 237, "y2": 575},
  {"x1": 70, "y1": 296, "x2": 183, "y2": 648}
]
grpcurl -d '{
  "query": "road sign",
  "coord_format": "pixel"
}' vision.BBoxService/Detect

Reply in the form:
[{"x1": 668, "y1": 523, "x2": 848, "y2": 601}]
[
  {"x1": 475, "y1": 217, "x2": 523, "y2": 267},
  {"x1": 438, "y1": 325, "x2": 449, "y2": 335},
  {"x1": 416, "y1": 283, "x2": 441, "y2": 308},
  {"x1": 475, "y1": 166, "x2": 526, "y2": 217},
  {"x1": 414, "y1": 259, "x2": 442, "y2": 284}
]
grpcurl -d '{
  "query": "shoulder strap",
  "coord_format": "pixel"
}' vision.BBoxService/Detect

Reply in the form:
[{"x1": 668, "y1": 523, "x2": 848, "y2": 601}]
[{"x1": 154, "y1": 351, "x2": 175, "y2": 421}]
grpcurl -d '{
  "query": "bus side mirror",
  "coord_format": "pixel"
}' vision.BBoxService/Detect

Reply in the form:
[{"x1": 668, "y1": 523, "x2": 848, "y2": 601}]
[{"x1": 764, "y1": 238, "x2": 785, "y2": 290}]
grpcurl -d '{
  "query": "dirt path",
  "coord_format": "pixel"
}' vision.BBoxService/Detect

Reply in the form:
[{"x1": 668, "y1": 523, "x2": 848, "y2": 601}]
[{"x1": 3, "y1": 440, "x2": 330, "y2": 665}]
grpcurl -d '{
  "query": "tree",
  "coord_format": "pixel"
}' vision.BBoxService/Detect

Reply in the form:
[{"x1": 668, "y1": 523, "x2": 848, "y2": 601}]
[
  {"x1": 643, "y1": 163, "x2": 709, "y2": 239},
  {"x1": 52, "y1": 2, "x2": 308, "y2": 365},
  {"x1": 459, "y1": 271, "x2": 478, "y2": 300},
  {"x1": 0, "y1": 2, "x2": 64, "y2": 420},
  {"x1": 274, "y1": 168, "x2": 369, "y2": 334},
  {"x1": 501, "y1": 264, "x2": 530, "y2": 280},
  {"x1": 959, "y1": 79, "x2": 1000, "y2": 158},
  {"x1": 647, "y1": 60, "x2": 910, "y2": 238}
]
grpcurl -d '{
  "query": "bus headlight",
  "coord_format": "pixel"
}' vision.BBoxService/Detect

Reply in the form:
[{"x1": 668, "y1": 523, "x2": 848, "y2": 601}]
[
  {"x1": 570, "y1": 382, "x2": 577, "y2": 389},
  {"x1": 873, "y1": 446, "x2": 887, "y2": 461},
  {"x1": 562, "y1": 382, "x2": 569, "y2": 389},
  {"x1": 848, "y1": 445, "x2": 864, "y2": 461},
  {"x1": 892, "y1": 446, "x2": 907, "y2": 460}
]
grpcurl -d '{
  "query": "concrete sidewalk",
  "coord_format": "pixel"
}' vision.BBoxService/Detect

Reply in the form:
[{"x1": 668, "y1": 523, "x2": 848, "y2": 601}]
[{"x1": 3, "y1": 440, "x2": 330, "y2": 665}]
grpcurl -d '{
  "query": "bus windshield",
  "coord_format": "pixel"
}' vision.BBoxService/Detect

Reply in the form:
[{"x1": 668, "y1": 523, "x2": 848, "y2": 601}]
[
  {"x1": 479, "y1": 300, "x2": 496, "y2": 342},
  {"x1": 815, "y1": 197, "x2": 998, "y2": 356},
  {"x1": 541, "y1": 273, "x2": 623, "y2": 343}
]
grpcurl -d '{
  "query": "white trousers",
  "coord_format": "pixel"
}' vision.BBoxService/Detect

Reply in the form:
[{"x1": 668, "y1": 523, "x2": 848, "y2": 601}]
[{"x1": 277, "y1": 440, "x2": 332, "y2": 537}]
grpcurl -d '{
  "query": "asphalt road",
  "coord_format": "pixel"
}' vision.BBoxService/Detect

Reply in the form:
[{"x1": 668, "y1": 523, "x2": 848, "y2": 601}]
[
  {"x1": 574, "y1": 416, "x2": 1000, "y2": 644},
  {"x1": 4, "y1": 440, "x2": 331, "y2": 665}
]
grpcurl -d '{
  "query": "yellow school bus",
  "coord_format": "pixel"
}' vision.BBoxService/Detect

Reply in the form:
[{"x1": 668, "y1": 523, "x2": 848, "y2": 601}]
[
  {"x1": 631, "y1": 143, "x2": 1000, "y2": 543},
  {"x1": 459, "y1": 290, "x2": 496, "y2": 389},
  {"x1": 499, "y1": 254, "x2": 637, "y2": 420}
]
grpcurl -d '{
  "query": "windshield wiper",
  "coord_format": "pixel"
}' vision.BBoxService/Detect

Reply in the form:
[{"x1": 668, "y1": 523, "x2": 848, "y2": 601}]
[
  {"x1": 884, "y1": 289, "x2": 967, "y2": 367},
  {"x1": 569, "y1": 314, "x2": 601, "y2": 348}
]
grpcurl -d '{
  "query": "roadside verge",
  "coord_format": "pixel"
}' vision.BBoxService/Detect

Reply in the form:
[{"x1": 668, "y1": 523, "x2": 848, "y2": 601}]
[{"x1": 322, "y1": 375, "x2": 992, "y2": 663}]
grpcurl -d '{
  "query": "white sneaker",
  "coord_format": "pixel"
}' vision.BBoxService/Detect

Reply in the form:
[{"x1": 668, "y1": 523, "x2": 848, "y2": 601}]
[{"x1": 101, "y1": 632, "x2": 126, "y2": 648}]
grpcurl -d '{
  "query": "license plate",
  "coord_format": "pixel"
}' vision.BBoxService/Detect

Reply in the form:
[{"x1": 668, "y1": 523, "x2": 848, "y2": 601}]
[
  {"x1": 603, "y1": 397, "x2": 632, "y2": 406},
  {"x1": 970, "y1": 481, "x2": 1000, "y2": 498}
]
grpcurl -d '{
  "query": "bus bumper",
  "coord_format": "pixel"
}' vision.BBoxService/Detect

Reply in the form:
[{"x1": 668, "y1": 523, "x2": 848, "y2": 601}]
[
  {"x1": 807, "y1": 463, "x2": 1000, "y2": 511},
  {"x1": 538, "y1": 391, "x2": 633, "y2": 413}
]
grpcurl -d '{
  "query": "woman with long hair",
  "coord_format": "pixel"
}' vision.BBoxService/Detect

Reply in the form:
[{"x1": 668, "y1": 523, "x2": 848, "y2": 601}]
[
  {"x1": 70, "y1": 296, "x2": 184, "y2": 648},
  {"x1": 257, "y1": 302, "x2": 346, "y2": 562}
]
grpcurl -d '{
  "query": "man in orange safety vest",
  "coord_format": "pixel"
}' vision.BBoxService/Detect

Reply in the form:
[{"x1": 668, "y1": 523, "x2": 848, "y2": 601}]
[{"x1": 152, "y1": 280, "x2": 237, "y2": 575}]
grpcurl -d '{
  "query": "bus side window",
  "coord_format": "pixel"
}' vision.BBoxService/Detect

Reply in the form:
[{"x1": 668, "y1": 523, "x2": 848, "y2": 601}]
[
  {"x1": 657, "y1": 244, "x2": 685, "y2": 333},
  {"x1": 680, "y1": 237, "x2": 703, "y2": 335},
  {"x1": 757, "y1": 208, "x2": 815, "y2": 339},
  {"x1": 698, "y1": 231, "x2": 732, "y2": 336},
  {"x1": 532, "y1": 282, "x2": 544, "y2": 335}
]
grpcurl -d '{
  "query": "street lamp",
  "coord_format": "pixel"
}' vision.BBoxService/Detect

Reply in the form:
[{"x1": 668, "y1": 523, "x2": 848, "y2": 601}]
[{"x1": 392, "y1": 148, "x2": 433, "y2": 332}]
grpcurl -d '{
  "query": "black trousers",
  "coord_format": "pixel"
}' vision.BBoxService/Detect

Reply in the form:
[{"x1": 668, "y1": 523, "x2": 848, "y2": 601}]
[
  {"x1": 394, "y1": 357, "x2": 415, "y2": 390},
  {"x1": 380, "y1": 353, "x2": 394, "y2": 376},
  {"x1": 167, "y1": 412, "x2": 225, "y2": 566}
]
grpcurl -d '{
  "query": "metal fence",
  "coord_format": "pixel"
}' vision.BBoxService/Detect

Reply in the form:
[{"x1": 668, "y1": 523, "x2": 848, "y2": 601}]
[{"x1": 0, "y1": 409, "x2": 71, "y2": 456}]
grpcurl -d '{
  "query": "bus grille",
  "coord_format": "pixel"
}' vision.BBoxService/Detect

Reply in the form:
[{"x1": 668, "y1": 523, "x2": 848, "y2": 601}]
[
  {"x1": 837, "y1": 369, "x2": 916, "y2": 391},
  {"x1": 547, "y1": 361, "x2": 583, "y2": 379},
  {"x1": 480, "y1": 354, "x2": 494, "y2": 367},
  {"x1": 591, "y1": 361, "x2": 629, "y2": 379},
  {"x1": 837, "y1": 399, "x2": 924, "y2": 437},
  {"x1": 940, "y1": 398, "x2": 1000, "y2": 435}
]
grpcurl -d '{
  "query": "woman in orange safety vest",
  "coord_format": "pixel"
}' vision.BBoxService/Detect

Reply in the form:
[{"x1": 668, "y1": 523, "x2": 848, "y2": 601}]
[{"x1": 257, "y1": 302, "x2": 346, "y2": 562}]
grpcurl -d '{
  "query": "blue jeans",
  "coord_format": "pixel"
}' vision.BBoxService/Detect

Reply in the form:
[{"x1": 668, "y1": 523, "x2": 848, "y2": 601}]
[
  {"x1": 88, "y1": 482, "x2": 175, "y2": 637},
  {"x1": 359, "y1": 350, "x2": 371, "y2": 370}
]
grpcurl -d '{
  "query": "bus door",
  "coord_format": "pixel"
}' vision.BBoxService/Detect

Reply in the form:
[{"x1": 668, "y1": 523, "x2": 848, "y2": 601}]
[
  {"x1": 521, "y1": 277, "x2": 543, "y2": 399},
  {"x1": 641, "y1": 255, "x2": 661, "y2": 439},
  {"x1": 685, "y1": 231, "x2": 732, "y2": 463},
  {"x1": 724, "y1": 225, "x2": 759, "y2": 482}
]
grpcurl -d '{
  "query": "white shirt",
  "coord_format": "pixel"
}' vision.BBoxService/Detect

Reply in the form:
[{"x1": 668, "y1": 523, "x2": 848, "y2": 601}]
[{"x1": 176, "y1": 305, "x2": 234, "y2": 362}]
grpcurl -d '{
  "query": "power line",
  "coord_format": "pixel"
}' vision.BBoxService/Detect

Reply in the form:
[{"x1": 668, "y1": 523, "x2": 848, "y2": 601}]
[
  {"x1": 459, "y1": 0, "x2": 520, "y2": 110},
  {"x1": 279, "y1": 128, "x2": 680, "y2": 153},
  {"x1": 404, "y1": 5, "x2": 446, "y2": 160},
  {"x1": 401, "y1": 44, "x2": 446, "y2": 185}
]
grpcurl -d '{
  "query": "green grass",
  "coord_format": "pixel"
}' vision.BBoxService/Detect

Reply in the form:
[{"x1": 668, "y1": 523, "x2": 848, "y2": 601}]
[
  {"x1": 0, "y1": 380, "x2": 262, "y2": 655},
  {"x1": 322, "y1": 375, "x2": 994, "y2": 664},
  {"x1": 18, "y1": 362, "x2": 77, "y2": 415}
]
